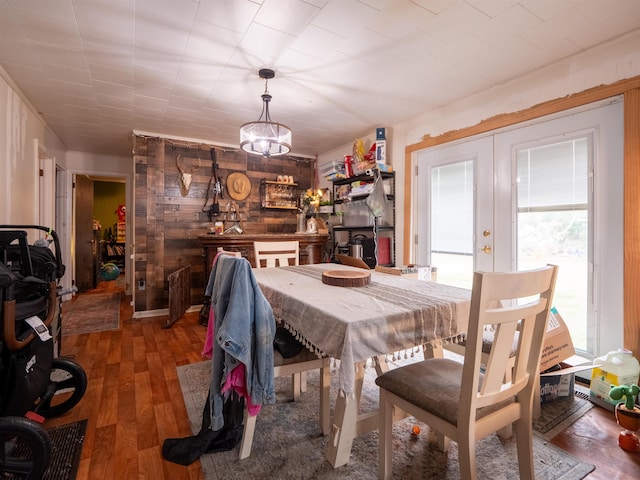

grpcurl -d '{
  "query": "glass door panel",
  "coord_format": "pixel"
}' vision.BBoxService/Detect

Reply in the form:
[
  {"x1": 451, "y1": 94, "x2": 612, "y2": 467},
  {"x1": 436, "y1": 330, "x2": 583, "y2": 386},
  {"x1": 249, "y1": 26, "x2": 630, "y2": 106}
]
[
  {"x1": 494, "y1": 100, "x2": 623, "y2": 357},
  {"x1": 430, "y1": 161, "x2": 474, "y2": 288},
  {"x1": 415, "y1": 136, "x2": 494, "y2": 289},
  {"x1": 516, "y1": 137, "x2": 590, "y2": 350}
]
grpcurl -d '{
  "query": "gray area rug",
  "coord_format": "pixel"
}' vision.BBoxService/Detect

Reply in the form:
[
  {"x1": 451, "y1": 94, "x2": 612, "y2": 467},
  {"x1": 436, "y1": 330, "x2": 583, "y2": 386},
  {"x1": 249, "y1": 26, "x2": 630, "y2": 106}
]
[
  {"x1": 533, "y1": 385, "x2": 593, "y2": 440},
  {"x1": 62, "y1": 292, "x2": 120, "y2": 336},
  {"x1": 177, "y1": 360, "x2": 595, "y2": 479}
]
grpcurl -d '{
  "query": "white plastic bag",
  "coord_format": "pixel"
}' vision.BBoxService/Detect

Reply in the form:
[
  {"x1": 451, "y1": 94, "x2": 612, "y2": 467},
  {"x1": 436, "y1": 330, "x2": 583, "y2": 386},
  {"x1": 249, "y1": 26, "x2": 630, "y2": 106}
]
[{"x1": 366, "y1": 170, "x2": 387, "y2": 217}]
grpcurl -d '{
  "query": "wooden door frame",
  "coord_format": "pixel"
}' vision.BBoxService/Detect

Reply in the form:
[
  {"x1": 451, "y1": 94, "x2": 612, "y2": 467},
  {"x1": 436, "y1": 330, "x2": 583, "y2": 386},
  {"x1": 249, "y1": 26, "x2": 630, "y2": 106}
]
[
  {"x1": 64, "y1": 169, "x2": 131, "y2": 295},
  {"x1": 404, "y1": 76, "x2": 640, "y2": 356}
]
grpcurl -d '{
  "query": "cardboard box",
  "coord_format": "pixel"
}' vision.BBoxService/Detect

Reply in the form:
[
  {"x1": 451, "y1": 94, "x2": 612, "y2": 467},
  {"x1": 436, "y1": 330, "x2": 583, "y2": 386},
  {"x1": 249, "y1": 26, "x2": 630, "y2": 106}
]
[
  {"x1": 539, "y1": 363, "x2": 576, "y2": 404},
  {"x1": 539, "y1": 307, "x2": 575, "y2": 372},
  {"x1": 535, "y1": 308, "x2": 587, "y2": 405},
  {"x1": 539, "y1": 362, "x2": 595, "y2": 404}
]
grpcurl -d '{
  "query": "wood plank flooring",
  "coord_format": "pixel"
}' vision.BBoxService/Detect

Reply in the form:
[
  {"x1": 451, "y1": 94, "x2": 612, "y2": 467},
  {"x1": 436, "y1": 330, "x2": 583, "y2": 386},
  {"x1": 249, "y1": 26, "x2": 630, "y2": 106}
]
[
  {"x1": 44, "y1": 279, "x2": 640, "y2": 479},
  {"x1": 47, "y1": 280, "x2": 204, "y2": 480}
]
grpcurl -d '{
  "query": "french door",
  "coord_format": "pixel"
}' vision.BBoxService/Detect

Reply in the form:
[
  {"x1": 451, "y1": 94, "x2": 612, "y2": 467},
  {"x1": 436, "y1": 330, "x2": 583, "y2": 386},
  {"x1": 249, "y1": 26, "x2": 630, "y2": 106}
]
[
  {"x1": 415, "y1": 136, "x2": 494, "y2": 288},
  {"x1": 414, "y1": 99, "x2": 623, "y2": 357}
]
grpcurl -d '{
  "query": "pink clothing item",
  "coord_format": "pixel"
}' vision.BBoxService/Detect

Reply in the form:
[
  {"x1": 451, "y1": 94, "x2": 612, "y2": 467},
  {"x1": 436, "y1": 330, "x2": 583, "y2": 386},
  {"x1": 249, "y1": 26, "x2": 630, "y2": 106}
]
[
  {"x1": 220, "y1": 363, "x2": 262, "y2": 416},
  {"x1": 201, "y1": 252, "x2": 225, "y2": 359}
]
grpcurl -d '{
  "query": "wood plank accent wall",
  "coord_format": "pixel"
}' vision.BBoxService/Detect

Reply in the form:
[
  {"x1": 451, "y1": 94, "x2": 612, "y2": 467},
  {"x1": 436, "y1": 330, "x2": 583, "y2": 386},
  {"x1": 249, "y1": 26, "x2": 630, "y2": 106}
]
[
  {"x1": 403, "y1": 76, "x2": 640, "y2": 357},
  {"x1": 133, "y1": 136, "x2": 315, "y2": 312}
]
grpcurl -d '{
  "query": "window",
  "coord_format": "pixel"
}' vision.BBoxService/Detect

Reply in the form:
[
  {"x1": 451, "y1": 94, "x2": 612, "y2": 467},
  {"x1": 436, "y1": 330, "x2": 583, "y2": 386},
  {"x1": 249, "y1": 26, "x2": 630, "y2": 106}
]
[
  {"x1": 431, "y1": 161, "x2": 474, "y2": 288},
  {"x1": 516, "y1": 138, "x2": 590, "y2": 350}
]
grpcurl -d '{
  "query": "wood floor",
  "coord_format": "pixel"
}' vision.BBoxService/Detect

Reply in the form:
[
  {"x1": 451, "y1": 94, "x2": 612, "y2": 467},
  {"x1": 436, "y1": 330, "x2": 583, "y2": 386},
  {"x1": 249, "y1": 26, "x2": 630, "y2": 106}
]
[{"x1": 45, "y1": 279, "x2": 640, "y2": 479}]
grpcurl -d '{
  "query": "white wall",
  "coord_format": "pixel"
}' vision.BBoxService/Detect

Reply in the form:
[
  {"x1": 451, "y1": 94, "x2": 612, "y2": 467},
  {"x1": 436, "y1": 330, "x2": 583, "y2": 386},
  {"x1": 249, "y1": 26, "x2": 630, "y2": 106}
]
[
  {"x1": 1, "y1": 66, "x2": 132, "y2": 293},
  {"x1": 319, "y1": 29, "x2": 640, "y2": 266},
  {"x1": 0, "y1": 67, "x2": 66, "y2": 224},
  {"x1": 64, "y1": 151, "x2": 132, "y2": 174}
]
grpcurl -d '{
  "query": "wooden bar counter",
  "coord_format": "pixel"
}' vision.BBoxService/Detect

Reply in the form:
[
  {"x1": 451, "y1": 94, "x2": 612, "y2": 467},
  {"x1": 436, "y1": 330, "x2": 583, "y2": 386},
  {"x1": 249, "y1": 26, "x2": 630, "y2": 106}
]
[{"x1": 198, "y1": 232, "x2": 329, "y2": 278}]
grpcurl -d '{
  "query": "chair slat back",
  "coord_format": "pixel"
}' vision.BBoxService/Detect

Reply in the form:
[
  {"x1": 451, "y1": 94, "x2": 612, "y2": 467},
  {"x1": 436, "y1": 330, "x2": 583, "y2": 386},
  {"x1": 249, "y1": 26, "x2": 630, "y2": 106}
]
[
  {"x1": 254, "y1": 241, "x2": 300, "y2": 268},
  {"x1": 460, "y1": 265, "x2": 558, "y2": 413},
  {"x1": 216, "y1": 247, "x2": 242, "y2": 258}
]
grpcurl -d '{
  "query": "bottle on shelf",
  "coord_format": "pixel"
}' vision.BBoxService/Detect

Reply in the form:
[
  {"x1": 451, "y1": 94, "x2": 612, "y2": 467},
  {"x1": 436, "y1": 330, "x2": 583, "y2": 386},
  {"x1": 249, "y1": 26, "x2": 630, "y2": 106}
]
[{"x1": 344, "y1": 155, "x2": 354, "y2": 177}]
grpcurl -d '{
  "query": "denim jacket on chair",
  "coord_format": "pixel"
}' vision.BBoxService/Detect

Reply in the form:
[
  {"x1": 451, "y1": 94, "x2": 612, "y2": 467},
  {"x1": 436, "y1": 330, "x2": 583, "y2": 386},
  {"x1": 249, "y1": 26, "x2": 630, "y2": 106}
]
[{"x1": 206, "y1": 255, "x2": 276, "y2": 430}]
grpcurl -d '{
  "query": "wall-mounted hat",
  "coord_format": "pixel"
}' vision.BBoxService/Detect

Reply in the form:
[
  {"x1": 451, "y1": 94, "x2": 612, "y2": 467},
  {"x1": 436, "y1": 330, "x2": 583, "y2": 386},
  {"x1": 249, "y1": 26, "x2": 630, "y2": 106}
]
[{"x1": 226, "y1": 172, "x2": 252, "y2": 201}]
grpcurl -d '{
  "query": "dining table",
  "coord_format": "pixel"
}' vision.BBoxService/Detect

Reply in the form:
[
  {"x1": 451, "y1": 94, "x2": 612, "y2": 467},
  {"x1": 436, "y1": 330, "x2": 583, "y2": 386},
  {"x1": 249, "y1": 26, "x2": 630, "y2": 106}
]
[{"x1": 252, "y1": 263, "x2": 471, "y2": 468}]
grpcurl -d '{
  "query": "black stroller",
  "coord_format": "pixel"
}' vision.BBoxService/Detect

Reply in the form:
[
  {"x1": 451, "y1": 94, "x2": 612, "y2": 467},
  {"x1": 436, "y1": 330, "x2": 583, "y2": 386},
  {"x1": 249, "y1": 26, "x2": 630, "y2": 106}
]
[{"x1": 1, "y1": 225, "x2": 87, "y2": 479}]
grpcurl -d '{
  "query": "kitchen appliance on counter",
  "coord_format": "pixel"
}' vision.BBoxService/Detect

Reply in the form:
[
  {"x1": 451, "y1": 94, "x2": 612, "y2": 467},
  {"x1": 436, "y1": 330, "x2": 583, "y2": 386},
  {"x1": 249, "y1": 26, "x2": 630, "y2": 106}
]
[{"x1": 349, "y1": 234, "x2": 367, "y2": 260}]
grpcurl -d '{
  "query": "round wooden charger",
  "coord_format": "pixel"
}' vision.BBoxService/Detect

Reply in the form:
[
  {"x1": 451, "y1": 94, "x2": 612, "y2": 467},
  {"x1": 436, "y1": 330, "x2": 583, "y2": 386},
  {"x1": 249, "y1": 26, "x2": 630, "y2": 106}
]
[{"x1": 322, "y1": 269, "x2": 371, "y2": 287}]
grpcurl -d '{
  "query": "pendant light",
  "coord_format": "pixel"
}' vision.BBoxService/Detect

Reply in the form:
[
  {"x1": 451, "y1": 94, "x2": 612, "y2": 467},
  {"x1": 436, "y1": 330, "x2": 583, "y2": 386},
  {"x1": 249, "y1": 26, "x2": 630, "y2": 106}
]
[{"x1": 239, "y1": 68, "x2": 292, "y2": 157}]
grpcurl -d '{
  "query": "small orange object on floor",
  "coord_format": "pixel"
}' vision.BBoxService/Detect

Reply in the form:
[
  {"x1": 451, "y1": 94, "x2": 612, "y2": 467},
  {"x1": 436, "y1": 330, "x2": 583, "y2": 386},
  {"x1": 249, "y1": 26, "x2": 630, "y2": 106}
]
[{"x1": 618, "y1": 431, "x2": 640, "y2": 452}]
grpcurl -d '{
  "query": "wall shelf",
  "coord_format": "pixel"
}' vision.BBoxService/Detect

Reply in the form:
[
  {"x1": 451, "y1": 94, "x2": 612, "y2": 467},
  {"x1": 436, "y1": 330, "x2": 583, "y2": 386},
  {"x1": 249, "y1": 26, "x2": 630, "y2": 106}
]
[{"x1": 260, "y1": 179, "x2": 299, "y2": 210}]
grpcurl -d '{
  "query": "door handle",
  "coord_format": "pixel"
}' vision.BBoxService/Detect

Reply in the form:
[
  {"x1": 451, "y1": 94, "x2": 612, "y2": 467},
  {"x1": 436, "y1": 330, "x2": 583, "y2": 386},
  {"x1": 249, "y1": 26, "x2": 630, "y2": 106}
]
[{"x1": 481, "y1": 245, "x2": 492, "y2": 254}]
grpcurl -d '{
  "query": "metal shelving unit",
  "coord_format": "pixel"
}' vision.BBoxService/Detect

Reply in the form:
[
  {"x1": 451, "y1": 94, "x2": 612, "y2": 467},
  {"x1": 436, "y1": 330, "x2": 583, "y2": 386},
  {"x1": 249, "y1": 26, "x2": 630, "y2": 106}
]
[{"x1": 331, "y1": 171, "x2": 395, "y2": 267}]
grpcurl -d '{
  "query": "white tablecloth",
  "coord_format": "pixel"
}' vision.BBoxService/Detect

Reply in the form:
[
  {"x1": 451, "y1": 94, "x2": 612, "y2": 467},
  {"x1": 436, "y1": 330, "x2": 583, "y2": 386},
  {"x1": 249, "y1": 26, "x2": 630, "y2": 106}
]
[{"x1": 253, "y1": 263, "x2": 471, "y2": 395}]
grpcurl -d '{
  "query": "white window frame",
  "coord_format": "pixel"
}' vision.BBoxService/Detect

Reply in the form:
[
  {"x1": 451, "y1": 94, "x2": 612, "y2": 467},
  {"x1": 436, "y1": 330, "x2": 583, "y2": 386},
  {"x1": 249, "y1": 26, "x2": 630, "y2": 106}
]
[{"x1": 414, "y1": 97, "x2": 623, "y2": 358}]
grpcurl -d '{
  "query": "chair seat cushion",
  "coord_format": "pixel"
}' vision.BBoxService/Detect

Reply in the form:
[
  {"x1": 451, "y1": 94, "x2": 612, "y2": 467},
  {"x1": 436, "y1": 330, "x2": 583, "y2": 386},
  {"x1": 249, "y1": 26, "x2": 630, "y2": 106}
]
[
  {"x1": 375, "y1": 358, "x2": 513, "y2": 425},
  {"x1": 274, "y1": 346, "x2": 322, "y2": 366}
]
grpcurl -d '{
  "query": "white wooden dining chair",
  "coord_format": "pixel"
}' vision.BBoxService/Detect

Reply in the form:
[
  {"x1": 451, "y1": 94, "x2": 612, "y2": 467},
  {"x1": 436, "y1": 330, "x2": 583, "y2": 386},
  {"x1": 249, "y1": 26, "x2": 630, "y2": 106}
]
[
  {"x1": 207, "y1": 248, "x2": 329, "y2": 459},
  {"x1": 254, "y1": 239, "x2": 308, "y2": 392},
  {"x1": 254, "y1": 240, "x2": 299, "y2": 268},
  {"x1": 376, "y1": 264, "x2": 558, "y2": 480},
  {"x1": 443, "y1": 333, "x2": 517, "y2": 379},
  {"x1": 241, "y1": 240, "x2": 330, "y2": 460},
  {"x1": 253, "y1": 239, "x2": 305, "y2": 391}
]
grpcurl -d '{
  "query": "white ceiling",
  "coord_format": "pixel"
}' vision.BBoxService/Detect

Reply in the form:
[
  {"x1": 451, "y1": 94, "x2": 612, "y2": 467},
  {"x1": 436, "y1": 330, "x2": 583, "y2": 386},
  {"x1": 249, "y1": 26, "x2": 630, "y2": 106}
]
[{"x1": 1, "y1": 0, "x2": 639, "y2": 158}]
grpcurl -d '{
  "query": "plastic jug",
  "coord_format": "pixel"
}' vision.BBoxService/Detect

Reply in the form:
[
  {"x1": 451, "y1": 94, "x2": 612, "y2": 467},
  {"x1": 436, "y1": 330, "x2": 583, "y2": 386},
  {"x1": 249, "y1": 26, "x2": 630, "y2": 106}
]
[{"x1": 590, "y1": 349, "x2": 640, "y2": 411}]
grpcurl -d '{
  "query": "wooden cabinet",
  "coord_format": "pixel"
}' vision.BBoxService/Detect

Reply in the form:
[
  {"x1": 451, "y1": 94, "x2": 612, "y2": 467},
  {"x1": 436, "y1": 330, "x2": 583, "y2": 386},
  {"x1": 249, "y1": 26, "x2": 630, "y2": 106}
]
[
  {"x1": 198, "y1": 233, "x2": 329, "y2": 280},
  {"x1": 196, "y1": 233, "x2": 327, "y2": 324},
  {"x1": 332, "y1": 171, "x2": 395, "y2": 267}
]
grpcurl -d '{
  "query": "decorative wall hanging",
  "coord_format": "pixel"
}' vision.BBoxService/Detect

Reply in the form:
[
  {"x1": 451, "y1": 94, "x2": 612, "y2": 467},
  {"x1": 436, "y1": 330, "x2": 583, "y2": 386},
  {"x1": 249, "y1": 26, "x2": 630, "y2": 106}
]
[
  {"x1": 176, "y1": 154, "x2": 198, "y2": 196},
  {"x1": 226, "y1": 172, "x2": 252, "y2": 201}
]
